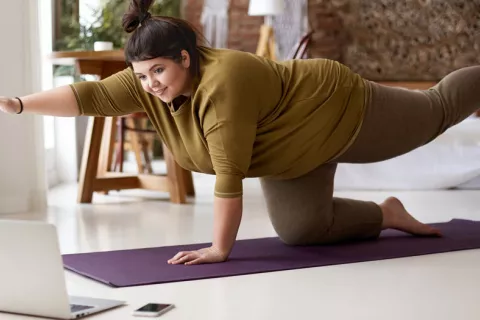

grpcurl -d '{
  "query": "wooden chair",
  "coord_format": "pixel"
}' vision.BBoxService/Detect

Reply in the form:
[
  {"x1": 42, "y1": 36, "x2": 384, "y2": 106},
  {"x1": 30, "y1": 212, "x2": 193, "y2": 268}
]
[
  {"x1": 113, "y1": 113, "x2": 156, "y2": 174},
  {"x1": 112, "y1": 112, "x2": 195, "y2": 198},
  {"x1": 286, "y1": 30, "x2": 314, "y2": 60}
]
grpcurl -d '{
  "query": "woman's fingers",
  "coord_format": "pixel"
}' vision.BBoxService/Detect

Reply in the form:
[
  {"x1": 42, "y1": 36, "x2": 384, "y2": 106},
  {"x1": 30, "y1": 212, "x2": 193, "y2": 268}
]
[
  {"x1": 173, "y1": 254, "x2": 194, "y2": 264},
  {"x1": 167, "y1": 247, "x2": 227, "y2": 265},
  {"x1": 168, "y1": 252, "x2": 198, "y2": 264},
  {"x1": 185, "y1": 257, "x2": 203, "y2": 265},
  {"x1": 168, "y1": 251, "x2": 189, "y2": 264}
]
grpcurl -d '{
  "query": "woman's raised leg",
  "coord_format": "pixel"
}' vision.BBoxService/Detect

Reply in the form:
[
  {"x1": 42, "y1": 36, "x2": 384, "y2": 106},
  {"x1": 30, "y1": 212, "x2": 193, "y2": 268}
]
[{"x1": 336, "y1": 66, "x2": 480, "y2": 163}]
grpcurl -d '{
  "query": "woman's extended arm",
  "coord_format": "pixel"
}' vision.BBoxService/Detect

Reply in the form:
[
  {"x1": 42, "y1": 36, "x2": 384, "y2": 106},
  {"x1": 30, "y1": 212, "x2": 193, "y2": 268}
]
[
  {"x1": 1, "y1": 68, "x2": 145, "y2": 118},
  {"x1": 0, "y1": 86, "x2": 80, "y2": 117}
]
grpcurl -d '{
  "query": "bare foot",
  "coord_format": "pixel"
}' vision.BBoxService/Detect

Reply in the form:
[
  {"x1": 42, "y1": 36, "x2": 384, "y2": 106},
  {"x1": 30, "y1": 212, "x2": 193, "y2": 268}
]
[{"x1": 379, "y1": 197, "x2": 442, "y2": 237}]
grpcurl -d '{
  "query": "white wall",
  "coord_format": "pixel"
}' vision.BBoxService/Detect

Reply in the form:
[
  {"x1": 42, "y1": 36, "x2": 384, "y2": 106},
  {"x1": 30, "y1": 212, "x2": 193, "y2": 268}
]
[{"x1": 0, "y1": 0, "x2": 47, "y2": 214}]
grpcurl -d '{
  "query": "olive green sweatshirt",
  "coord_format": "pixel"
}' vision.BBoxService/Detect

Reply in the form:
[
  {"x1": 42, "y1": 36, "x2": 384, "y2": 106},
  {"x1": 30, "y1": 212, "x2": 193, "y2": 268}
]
[{"x1": 70, "y1": 46, "x2": 367, "y2": 198}]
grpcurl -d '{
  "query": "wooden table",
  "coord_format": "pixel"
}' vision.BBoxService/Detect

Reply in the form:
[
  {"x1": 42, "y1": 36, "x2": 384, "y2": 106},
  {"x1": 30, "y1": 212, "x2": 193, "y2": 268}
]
[{"x1": 49, "y1": 50, "x2": 194, "y2": 204}]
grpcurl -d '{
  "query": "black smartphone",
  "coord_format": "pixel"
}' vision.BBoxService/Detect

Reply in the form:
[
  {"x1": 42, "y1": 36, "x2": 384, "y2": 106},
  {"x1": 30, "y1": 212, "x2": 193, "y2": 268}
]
[{"x1": 132, "y1": 303, "x2": 175, "y2": 317}]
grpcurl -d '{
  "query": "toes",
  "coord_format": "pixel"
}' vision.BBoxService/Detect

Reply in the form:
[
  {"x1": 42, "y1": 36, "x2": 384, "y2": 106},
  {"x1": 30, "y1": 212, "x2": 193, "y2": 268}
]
[
  {"x1": 381, "y1": 196, "x2": 443, "y2": 238},
  {"x1": 430, "y1": 227, "x2": 443, "y2": 237},
  {"x1": 416, "y1": 225, "x2": 443, "y2": 237}
]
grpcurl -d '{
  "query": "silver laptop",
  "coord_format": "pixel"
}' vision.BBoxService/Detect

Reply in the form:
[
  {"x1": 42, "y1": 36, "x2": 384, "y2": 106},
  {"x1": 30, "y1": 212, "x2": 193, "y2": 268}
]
[{"x1": 0, "y1": 220, "x2": 125, "y2": 319}]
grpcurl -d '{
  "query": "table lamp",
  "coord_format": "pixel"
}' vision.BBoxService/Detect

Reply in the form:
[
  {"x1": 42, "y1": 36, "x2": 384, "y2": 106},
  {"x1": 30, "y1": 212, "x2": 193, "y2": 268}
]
[{"x1": 248, "y1": 0, "x2": 285, "y2": 60}]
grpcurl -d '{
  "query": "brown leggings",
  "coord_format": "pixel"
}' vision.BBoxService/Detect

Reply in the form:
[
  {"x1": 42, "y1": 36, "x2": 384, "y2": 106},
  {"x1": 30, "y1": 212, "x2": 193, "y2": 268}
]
[{"x1": 260, "y1": 66, "x2": 480, "y2": 245}]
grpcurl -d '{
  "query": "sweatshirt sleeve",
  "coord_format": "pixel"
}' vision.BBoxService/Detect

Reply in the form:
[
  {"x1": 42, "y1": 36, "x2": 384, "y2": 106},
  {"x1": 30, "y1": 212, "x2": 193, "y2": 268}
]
[
  {"x1": 70, "y1": 68, "x2": 144, "y2": 116},
  {"x1": 201, "y1": 84, "x2": 259, "y2": 198}
]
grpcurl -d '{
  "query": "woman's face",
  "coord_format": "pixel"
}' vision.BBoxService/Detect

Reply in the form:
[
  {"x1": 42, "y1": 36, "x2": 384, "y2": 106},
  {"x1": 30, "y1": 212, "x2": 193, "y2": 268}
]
[{"x1": 132, "y1": 50, "x2": 192, "y2": 103}]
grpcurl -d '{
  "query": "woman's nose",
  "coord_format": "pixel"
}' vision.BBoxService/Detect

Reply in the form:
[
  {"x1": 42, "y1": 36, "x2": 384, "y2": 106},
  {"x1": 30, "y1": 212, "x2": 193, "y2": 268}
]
[{"x1": 149, "y1": 78, "x2": 160, "y2": 89}]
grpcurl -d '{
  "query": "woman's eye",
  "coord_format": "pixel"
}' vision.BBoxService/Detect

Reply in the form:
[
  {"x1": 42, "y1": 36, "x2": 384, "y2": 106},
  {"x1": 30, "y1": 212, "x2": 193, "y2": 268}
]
[
  {"x1": 154, "y1": 68, "x2": 164, "y2": 74},
  {"x1": 138, "y1": 75, "x2": 146, "y2": 81}
]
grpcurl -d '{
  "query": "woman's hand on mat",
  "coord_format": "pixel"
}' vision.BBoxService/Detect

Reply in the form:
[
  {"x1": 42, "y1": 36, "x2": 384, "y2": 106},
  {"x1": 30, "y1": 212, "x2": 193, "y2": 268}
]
[
  {"x1": 167, "y1": 246, "x2": 228, "y2": 265},
  {"x1": 0, "y1": 97, "x2": 19, "y2": 114}
]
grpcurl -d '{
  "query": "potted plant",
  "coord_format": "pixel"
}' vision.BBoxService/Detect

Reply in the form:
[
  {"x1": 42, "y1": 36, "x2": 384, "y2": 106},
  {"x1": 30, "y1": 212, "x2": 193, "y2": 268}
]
[{"x1": 54, "y1": 0, "x2": 181, "y2": 77}]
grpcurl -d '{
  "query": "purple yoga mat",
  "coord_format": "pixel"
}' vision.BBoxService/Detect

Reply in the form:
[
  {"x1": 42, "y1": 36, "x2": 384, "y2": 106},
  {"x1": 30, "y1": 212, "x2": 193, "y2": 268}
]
[{"x1": 63, "y1": 219, "x2": 480, "y2": 287}]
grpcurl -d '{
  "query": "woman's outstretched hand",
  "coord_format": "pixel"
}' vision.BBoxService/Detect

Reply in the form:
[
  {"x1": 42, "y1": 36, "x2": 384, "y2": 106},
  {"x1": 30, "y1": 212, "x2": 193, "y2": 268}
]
[
  {"x1": 0, "y1": 97, "x2": 20, "y2": 114},
  {"x1": 167, "y1": 246, "x2": 228, "y2": 265}
]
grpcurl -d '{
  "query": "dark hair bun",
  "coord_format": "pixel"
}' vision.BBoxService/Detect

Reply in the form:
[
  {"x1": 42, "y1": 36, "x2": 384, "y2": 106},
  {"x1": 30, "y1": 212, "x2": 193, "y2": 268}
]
[{"x1": 122, "y1": 0, "x2": 155, "y2": 33}]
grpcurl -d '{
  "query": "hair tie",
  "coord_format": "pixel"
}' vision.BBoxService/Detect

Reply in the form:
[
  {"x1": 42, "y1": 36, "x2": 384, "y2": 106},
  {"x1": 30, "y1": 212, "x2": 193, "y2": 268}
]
[{"x1": 139, "y1": 11, "x2": 151, "y2": 27}]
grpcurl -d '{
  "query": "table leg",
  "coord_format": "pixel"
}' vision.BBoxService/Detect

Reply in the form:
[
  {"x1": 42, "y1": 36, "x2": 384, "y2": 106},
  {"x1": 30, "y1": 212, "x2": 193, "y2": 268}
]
[{"x1": 77, "y1": 116, "x2": 105, "y2": 203}]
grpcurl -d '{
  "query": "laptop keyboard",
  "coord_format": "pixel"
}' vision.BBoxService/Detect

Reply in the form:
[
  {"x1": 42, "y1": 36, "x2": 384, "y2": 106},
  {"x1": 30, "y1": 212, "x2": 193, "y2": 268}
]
[{"x1": 70, "y1": 304, "x2": 94, "y2": 313}]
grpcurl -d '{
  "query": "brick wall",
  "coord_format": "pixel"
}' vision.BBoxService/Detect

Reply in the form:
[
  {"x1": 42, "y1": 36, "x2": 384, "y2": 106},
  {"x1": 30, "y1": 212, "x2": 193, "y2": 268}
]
[
  {"x1": 307, "y1": 0, "x2": 345, "y2": 61},
  {"x1": 183, "y1": 0, "x2": 204, "y2": 35},
  {"x1": 185, "y1": 0, "x2": 340, "y2": 59},
  {"x1": 183, "y1": 0, "x2": 344, "y2": 59},
  {"x1": 184, "y1": 0, "x2": 480, "y2": 81},
  {"x1": 184, "y1": 0, "x2": 263, "y2": 53},
  {"x1": 227, "y1": 0, "x2": 264, "y2": 52}
]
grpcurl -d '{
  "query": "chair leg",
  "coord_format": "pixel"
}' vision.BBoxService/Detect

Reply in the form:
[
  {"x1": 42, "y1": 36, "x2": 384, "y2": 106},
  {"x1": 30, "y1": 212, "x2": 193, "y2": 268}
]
[
  {"x1": 113, "y1": 118, "x2": 125, "y2": 172},
  {"x1": 106, "y1": 117, "x2": 117, "y2": 172},
  {"x1": 182, "y1": 169, "x2": 195, "y2": 196},
  {"x1": 141, "y1": 140, "x2": 154, "y2": 174},
  {"x1": 138, "y1": 118, "x2": 154, "y2": 174},
  {"x1": 97, "y1": 117, "x2": 116, "y2": 177},
  {"x1": 125, "y1": 118, "x2": 145, "y2": 173}
]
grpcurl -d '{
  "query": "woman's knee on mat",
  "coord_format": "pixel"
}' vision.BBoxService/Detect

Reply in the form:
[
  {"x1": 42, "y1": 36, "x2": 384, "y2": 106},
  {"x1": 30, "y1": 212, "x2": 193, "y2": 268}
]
[
  {"x1": 274, "y1": 218, "x2": 336, "y2": 246},
  {"x1": 277, "y1": 228, "x2": 331, "y2": 246},
  {"x1": 278, "y1": 227, "x2": 378, "y2": 246},
  {"x1": 275, "y1": 204, "x2": 382, "y2": 246}
]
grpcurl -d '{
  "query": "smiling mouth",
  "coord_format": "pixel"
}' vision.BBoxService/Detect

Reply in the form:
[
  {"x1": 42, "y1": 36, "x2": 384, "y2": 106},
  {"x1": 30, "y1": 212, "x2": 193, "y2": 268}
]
[{"x1": 154, "y1": 87, "x2": 166, "y2": 95}]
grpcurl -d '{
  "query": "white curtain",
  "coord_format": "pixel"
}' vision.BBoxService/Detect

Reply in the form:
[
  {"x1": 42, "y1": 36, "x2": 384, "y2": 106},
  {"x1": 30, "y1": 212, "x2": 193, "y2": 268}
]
[
  {"x1": 0, "y1": 0, "x2": 48, "y2": 214},
  {"x1": 201, "y1": 0, "x2": 230, "y2": 48},
  {"x1": 272, "y1": 0, "x2": 309, "y2": 60}
]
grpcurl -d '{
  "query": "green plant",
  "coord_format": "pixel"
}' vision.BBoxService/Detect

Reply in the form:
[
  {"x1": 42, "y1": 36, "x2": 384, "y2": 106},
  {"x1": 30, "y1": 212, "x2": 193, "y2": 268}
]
[{"x1": 54, "y1": 0, "x2": 181, "y2": 76}]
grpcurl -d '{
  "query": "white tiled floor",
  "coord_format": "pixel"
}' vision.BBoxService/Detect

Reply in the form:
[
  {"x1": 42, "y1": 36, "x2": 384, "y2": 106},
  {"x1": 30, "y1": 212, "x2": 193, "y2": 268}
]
[{"x1": 1, "y1": 173, "x2": 480, "y2": 319}]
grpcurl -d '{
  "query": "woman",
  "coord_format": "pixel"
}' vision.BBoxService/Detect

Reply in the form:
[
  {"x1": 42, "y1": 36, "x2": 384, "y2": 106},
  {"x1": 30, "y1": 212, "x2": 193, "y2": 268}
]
[{"x1": 1, "y1": 0, "x2": 479, "y2": 265}]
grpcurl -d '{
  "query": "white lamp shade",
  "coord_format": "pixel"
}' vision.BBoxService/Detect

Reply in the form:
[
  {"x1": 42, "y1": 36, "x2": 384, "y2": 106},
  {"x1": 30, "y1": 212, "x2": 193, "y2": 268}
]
[{"x1": 248, "y1": 0, "x2": 285, "y2": 16}]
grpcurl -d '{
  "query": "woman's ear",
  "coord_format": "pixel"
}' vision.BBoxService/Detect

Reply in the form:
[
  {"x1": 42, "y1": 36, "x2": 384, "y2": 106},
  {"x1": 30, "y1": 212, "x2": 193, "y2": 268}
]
[{"x1": 181, "y1": 50, "x2": 191, "y2": 69}]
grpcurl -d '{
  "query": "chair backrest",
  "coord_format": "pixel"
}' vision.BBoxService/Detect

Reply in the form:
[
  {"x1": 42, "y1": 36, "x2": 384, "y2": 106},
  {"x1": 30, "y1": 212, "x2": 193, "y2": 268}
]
[{"x1": 286, "y1": 30, "x2": 314, "y2": 60}]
